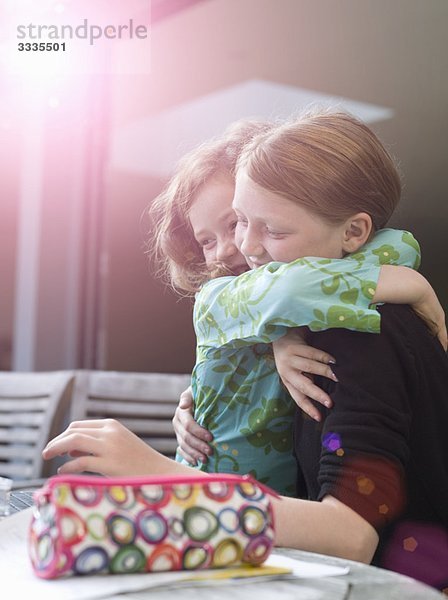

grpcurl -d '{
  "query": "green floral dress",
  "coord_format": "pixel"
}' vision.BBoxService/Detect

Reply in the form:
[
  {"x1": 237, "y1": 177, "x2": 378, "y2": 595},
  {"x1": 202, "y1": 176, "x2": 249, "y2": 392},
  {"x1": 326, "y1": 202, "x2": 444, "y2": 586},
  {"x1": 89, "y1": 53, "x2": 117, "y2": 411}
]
[{"x1": 177, "y1": 229, "x2": 420, "y2": 496}]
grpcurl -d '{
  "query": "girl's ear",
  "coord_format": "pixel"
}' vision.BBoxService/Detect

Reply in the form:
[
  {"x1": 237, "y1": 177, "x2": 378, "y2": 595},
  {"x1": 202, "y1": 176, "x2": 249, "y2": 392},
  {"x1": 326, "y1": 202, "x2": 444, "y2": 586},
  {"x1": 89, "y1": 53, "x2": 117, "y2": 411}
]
[{"x1": 341, "y1": 212, "x2": 373, "y2": 253}]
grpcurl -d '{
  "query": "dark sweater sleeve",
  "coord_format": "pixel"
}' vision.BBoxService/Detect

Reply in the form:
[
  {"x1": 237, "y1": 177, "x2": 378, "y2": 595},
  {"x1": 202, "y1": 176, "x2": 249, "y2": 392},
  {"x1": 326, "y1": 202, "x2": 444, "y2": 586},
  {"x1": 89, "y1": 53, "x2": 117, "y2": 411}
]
[{"x1": 309, "y1": 305, "x2": 420, "y2": 531}]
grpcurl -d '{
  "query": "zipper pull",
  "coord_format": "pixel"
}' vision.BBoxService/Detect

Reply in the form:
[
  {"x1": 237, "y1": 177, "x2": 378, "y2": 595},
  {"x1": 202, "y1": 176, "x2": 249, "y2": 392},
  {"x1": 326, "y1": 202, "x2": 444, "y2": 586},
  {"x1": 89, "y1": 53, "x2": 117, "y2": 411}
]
[{"x1": 33, "y1": 487, "x2": 50, "y2": 505}]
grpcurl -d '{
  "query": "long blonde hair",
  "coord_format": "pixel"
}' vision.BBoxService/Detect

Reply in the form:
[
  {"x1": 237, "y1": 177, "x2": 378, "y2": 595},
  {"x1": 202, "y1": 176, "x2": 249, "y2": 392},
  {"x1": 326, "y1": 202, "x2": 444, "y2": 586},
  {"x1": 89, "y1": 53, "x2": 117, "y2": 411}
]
[
  {"x1": 148, "y1": 119, "x2": 273, "y2": 294},
  {"x1": 237, "y1": 108, "x2": 401, "y2": 231}
]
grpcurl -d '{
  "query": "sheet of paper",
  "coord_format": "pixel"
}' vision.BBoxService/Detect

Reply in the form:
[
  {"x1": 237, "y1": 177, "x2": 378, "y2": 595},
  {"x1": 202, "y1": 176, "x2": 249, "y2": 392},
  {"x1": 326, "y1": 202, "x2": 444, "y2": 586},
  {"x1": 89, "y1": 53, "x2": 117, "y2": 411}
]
[
  {"x1": 0, "y1": 508, "x2": 348, "y2": 600},
  {"x1": 266, "y1": 552, "x2": 350, "y2": 578}
]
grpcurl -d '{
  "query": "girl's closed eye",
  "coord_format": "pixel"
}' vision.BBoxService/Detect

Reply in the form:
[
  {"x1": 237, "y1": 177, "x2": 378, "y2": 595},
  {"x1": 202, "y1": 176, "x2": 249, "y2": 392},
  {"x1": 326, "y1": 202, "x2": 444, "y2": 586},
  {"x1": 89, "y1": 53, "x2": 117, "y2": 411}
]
[
  {"x1": 199, "y1": 238, "x2": 216, "y2": 249},
  {"x1": 266, "y1": 227, "x2": 287, "y2": 238},
  {"x1": 236, "y1": 216, "x2": 248, "y2": 227}
]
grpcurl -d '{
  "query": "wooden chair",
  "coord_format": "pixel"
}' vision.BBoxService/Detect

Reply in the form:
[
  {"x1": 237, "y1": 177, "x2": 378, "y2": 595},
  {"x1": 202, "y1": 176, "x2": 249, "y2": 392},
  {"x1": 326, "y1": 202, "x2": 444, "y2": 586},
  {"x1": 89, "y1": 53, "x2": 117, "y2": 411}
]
[
  {"x1": 0, "y1": 370, "x2": 75, "y2": 481},
  {"x1": 71, "y1": 370, "x2": 191, "y2": 458}
]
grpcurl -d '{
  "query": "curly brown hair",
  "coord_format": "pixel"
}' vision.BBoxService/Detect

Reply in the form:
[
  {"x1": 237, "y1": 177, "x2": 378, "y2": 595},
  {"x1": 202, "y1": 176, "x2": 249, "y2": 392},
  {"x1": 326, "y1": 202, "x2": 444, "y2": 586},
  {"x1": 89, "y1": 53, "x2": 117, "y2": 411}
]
[{"x1": 147, "y1": 119, "x2": 273, "y2": 294}]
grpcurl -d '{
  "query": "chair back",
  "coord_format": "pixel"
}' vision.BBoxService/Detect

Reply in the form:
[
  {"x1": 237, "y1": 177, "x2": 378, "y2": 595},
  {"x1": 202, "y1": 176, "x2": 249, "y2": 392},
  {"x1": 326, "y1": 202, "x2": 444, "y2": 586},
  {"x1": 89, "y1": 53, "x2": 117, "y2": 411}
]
[
  {"x1": 71, "y1": 370, "x2": 191, "y2": 458},
  {"x1": 0, "y1": 370, "x2": 74, "y2": 480}
]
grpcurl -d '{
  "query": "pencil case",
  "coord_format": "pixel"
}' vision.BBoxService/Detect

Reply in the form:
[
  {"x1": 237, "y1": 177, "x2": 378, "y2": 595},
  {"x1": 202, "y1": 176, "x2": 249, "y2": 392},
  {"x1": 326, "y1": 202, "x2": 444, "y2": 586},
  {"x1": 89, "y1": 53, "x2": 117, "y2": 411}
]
[{"x1": 28, "y1": 473, "x2": 277, "y2": 579}]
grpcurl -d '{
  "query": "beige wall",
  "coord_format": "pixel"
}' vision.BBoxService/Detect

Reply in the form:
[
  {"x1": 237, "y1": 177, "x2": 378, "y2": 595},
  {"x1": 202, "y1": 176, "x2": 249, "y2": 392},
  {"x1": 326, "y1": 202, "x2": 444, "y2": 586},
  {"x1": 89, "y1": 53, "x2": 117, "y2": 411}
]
[
  {"x1": 0, "y1": 128, "x2": 21, "y2": 370},
  {"x1": 104, "y1": 170, "x2": 196, "y2": 373},
  {"x1": 102, "y1": 0, "x2": 447, "y2": 373}
]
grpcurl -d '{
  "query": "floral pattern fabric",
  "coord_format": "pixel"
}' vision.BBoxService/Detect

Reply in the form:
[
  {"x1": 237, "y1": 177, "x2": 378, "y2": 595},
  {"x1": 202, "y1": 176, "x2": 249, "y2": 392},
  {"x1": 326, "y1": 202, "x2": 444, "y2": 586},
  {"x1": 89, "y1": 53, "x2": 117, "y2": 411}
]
[{"x1": 177, "y1": 229, "x2": 420, "y2": 496}]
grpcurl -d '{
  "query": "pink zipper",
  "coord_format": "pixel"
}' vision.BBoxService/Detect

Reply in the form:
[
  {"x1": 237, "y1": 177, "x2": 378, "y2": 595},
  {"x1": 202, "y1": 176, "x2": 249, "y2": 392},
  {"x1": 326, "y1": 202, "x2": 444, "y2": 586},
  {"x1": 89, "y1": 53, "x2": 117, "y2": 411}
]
[{"x1": 39, "y1": 472, "x2": 279, "y2": 498}]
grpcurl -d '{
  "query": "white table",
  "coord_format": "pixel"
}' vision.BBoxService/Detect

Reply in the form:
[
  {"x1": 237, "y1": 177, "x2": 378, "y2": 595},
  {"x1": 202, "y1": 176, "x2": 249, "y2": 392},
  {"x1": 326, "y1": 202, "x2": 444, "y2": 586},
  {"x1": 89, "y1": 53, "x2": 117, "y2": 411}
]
[
  {"x1": 2, "y1": 507, "x2": 444, "y2": 600},
  {"x1": 107, "y1": 547, "x2": 445, "y2": 600}
]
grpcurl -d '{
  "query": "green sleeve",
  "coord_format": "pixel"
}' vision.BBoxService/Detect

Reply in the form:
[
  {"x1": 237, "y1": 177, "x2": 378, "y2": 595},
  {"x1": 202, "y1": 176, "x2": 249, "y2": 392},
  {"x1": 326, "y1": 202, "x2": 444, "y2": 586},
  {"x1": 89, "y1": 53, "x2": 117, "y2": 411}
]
[
  {"x1": 194, "y1": 228, "x2": 420, "y2": 354},
  {"x1": 346, "y1": 228, "x2": 421, "y2": 270}
]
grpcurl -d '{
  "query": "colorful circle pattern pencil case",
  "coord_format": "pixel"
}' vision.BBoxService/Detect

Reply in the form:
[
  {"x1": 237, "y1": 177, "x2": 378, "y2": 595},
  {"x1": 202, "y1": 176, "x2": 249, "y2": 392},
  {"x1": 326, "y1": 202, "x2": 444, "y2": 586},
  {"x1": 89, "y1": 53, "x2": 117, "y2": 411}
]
[{"x1": 28, "y1": 473, "x2": 277, "y2": 579}]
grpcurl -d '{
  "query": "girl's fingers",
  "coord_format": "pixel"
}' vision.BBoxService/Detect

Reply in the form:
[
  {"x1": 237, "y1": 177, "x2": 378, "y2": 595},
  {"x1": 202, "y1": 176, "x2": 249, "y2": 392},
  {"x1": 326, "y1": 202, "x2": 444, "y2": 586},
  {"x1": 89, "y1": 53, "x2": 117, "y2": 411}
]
[
  {"x1": 57, "y1": 455, "x2": 102, "y2": 476},
  {"x1": 184, "y1": 421, "x2": 213, "y2": 444},
  {"x1": 297, "y1": 375, "x2": 333, "y2": 407},
  {"x1": 42, "y1": 432, "x2": 100, "y2": 459},
  {"x1": 294, "y1": 395, "x2": 322, "y2": 422},
  {"x1": 176, "y1": 446, "x2": 199, "y2": 467},
  {"x1": 174, "y1": 408, "x2": 213, "y2": 444},
  {"x1": 290, "y1": 357, "x2": 338, "y2": 381},
  {"x1": 68, "y1": 419, "x2": 109, "y2": 429},
  {"x1": 173, "y1": 416, "x2": 212, "y2": 463},
  {"x1": 281, "y1": 370, "x2": 333, "y2": 407},
  {"x1": 288, "y1": 345, "x2": 336, "y2": 365},
  {"x1": 45, "y1": 419, "x2": 108, "y2": 448},
  {"x1": 282, "y1": 378, "x2": 322, "y2": 422},
  {"x1": 175, "y1": 424, "x2": 209, "y2": 461},
  {"x1": 172, "y1": 387, "x2": 213, "y2": 462},
  {"x1": 180, "y1": 430, "x2": 212, "y2": 459},
  {"x1": 178, "y1": 387, "x2": 194, "y2": 410}
]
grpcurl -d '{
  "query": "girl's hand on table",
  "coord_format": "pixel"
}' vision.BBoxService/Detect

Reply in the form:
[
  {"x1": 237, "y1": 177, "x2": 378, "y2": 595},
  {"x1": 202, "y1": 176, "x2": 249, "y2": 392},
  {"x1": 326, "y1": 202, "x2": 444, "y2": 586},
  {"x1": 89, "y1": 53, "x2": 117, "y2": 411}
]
[
  {"x1": 172, "y1": 386, "x2": 213, "y2": 466},
  {"x1": 42, "y1": 419, "x2": 168, "y2": 476},
  {"x1": 272, "y1": 328, "x2": 338, "y2": 422}
]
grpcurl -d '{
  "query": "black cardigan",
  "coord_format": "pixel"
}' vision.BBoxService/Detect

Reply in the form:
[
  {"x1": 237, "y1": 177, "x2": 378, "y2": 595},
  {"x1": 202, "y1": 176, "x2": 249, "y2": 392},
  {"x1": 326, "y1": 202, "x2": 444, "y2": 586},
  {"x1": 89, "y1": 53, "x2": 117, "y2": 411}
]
[{"x1": 293, "y1": 304, "x2": 448, "y2": 588}]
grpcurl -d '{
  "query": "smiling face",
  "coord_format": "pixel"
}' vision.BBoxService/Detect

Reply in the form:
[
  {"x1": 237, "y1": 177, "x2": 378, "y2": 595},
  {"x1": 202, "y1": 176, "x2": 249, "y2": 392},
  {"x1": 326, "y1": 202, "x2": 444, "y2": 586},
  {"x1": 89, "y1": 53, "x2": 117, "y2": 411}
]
[
  {"x1": 233, "y1": 170, "x2": 348, "y2": 267},
  {"x1": 188, "y1": 172, "x2": 249, "y2": 276}
]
